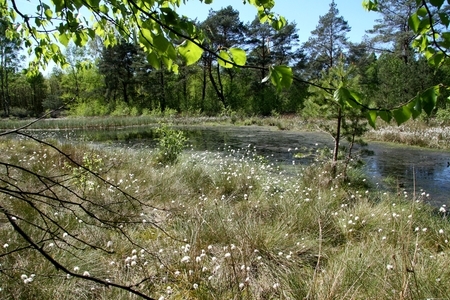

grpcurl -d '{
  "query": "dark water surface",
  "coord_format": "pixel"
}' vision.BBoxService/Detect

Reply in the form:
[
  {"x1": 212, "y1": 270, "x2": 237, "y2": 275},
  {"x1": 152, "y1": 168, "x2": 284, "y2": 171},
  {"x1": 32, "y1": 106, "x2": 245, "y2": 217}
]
[{"x1": 34, "y1": 125, "x2": 450, "y2": 207}]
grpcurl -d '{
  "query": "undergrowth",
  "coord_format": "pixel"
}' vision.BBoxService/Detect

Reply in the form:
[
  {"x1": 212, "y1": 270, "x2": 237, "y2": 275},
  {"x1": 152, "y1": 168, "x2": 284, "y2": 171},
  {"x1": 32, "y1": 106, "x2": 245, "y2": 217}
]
[{"x1": 0, "y1": 138, "x2": 449, "y2": 299}]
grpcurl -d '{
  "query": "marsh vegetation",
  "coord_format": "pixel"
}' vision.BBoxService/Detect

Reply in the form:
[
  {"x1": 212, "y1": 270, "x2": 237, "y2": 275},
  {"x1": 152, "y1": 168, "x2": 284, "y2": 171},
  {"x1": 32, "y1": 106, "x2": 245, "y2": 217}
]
[{"x1": 1, "y1": 129, "x2": 450, "y2": 299}]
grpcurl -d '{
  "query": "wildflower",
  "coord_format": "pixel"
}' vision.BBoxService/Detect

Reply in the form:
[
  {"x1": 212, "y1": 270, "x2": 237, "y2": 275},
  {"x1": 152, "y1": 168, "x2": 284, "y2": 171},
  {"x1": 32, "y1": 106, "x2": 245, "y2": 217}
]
[
  {"x1": 20, "y1": 274, "x2": 28, "y2": 280},
  {"x1": 239, "y1": 282, "x2": 245, "y2": 289},
  {"x1": 166, "y1": 286, "x2": 173, "y2": 294},
  {"x1": 3, "y1": 243, "x2": 9, "y2": 248},
  {"x1": 83, "y1": 271, "x2": 90, "y2": 277},
  {"x1": 193, "y1": 283, "x2": 198, "y2": 289},
  {"x1": 273, "y1": 283, "x2": 280, "y2": 289},
  {"x1": 386, "y1": 264, "x2": 394, "y2": 270},
  {"x1": 224, "y1": 252, "x2": 231, "y2": 258},
  {"x1": 180, "y1": 255, "x2": 190, "y2": 263},
  {"x1": 73, "y1": 266, "x2": 80, "y2": 272},
  {"x1": 439, "y1": 229, "x2": 444, "y2": 234},
  {"x1": 23, "y1": 277, "x2": 33, "y2": 284}
]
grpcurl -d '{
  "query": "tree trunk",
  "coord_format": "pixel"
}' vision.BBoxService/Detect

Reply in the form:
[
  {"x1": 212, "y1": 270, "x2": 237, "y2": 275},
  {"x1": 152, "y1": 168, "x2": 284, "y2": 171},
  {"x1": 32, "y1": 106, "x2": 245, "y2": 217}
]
[
  {"x1": 159, "y1": 67, "x2": 166, "y2": 111},
  {"x1": 332, "y1": 107, "x2": 342, "y2": 176},
  {"x1": 208, "y1": 59, "x2": 225, "y2": 107},
  {"x1": 201, "y1": 58, "x2": 207, "y2": 112}
]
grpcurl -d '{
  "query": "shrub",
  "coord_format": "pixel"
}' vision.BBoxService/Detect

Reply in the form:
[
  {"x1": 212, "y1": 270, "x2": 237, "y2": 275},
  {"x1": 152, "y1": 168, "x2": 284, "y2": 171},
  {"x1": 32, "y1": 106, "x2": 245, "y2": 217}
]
[
  {"x1": 9, "y1": 106, "x2": 30, "y2": 118},
  {"x1": 155, "y1": 124, "x2": 187, "y2": 165}
]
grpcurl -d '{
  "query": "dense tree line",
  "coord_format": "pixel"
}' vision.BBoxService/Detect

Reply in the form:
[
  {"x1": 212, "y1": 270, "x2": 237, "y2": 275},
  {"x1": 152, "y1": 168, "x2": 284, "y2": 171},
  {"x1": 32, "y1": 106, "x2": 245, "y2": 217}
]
[{"x1": 1, "y1": 1, "x2": 449, "y2": 119}]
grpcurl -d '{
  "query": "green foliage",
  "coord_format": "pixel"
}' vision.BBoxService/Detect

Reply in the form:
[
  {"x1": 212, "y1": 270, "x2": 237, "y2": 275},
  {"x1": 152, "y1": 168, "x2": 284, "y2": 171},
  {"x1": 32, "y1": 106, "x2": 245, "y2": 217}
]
[
  {"x1": 155, "y1": 124, "x2": 187, "y2": 165},
  {"x1": 65, "y1": 152, "x2": 104, "y2": 192},
  {"x1": 1, "y1": 0, "x2": 284, "y2": 78},
  {"x1": 3, "y1": 140, "x2": 450, "y2": 299},
  {"x1": 70, "y1": 99, "x2": 109, "y2": 116},
  {"x1": 364, "y1": 0, "x2": 450, "y2": 68}
]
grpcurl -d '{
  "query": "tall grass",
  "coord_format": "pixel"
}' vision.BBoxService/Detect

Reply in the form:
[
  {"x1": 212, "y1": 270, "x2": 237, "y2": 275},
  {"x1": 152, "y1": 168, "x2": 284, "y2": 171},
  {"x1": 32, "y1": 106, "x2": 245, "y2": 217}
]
[
  {"x1": 0, "y1": 138, "x2": 449, "y2": 299},
  {"x1": 0, "y1": 115, "x2": 231, "y2": 131}
]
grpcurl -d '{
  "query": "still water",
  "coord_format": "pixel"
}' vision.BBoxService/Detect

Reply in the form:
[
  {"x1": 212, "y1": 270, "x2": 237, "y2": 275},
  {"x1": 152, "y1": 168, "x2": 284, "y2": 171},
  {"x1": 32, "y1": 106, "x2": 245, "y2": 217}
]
[{"x1": 35, "y1": 125, "x2": 450, "y2": 207}]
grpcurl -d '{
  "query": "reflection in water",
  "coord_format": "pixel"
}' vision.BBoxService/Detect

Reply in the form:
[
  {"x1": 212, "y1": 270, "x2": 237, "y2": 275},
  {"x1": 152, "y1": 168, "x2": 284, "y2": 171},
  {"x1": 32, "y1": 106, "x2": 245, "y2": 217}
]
[
  {"x1": 27, "y1": 125, "x2": 450, "y2": 207},
  {"x1": 365, "y1": 143, "x2": 450, "y2": 207}
]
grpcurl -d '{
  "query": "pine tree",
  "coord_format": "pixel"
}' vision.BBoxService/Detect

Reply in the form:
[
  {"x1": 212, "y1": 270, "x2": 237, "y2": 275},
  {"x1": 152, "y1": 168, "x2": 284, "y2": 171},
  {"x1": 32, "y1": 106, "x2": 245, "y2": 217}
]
[
  {"x1": 366, "y1": 0, "x2": 418, "y2": 63},
  {"x1": 302, "y1": 0, "x2": 351, "y2": 78}
]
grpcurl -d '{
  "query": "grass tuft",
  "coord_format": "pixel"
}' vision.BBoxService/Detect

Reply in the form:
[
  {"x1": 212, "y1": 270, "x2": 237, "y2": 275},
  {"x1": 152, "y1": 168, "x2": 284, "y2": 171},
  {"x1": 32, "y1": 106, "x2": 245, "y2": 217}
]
[{"x1": 0, "y1": 138, "x2": 449, "y2": 299}]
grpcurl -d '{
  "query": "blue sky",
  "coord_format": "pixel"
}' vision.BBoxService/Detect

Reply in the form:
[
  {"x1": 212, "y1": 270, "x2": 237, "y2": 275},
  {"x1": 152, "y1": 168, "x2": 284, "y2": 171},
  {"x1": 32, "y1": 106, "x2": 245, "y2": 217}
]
[{"x1": 177, "y1": 0, "x2": 381, "y2": 43}]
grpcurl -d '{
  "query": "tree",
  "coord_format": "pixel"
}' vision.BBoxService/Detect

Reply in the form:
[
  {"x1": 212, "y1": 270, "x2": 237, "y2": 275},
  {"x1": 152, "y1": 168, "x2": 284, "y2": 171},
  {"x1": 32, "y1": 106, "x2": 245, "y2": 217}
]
[
  {"x1": 201, "y1": 6, "x2": 246, "y2": 109},
  {"x1": 302, "y1": 0, "x2": 351, "y2": 78},
  {"x1": 303, "y1": 58, "x2": 368, "y2": 173},
  {"x1": 366, "y1": 0, "x2": 418, "y2": 62},
  {"x1": 246, "y1": 18, "x2": 300, "y2": 114},
  {"x1": 0, "y1": 18, "x2": 22, "y2": 116},
  {"x1": 98, "y1": 41, "x2": 140, "y2": 104}
]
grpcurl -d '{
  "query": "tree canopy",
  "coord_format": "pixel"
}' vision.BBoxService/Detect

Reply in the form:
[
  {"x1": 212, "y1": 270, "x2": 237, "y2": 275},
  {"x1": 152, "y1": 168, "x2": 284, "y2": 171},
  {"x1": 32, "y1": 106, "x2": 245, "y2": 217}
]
[{"x1": 0, "y1": 0, "x2": 449, "y2": 125}]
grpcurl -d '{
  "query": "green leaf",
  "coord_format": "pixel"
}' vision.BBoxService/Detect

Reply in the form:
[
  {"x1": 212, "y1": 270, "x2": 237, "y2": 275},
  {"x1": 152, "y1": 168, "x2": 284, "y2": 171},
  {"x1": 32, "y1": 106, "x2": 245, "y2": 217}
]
[
  {"x1": 50, "y1": 43, "x2": 60, "y2": 54},
  {"x1": 171, "y1": 63, "x2": 179, "y2": 74},
  {"x1": 99, "y1": 5, "x2": 109, "y2": 13},
  {"x1": 147, "y1": 52, "x2": 161, "y2": 70},
  {"x1": 362, "y1": 0, "x2": 379, "y2": 11},
  {"x1": 439, "y1": 13, "x2": 449, "y2": 28},
  {"x1": 378, "y1": 110, "x2": 392, "y2": 123},
  {"x1": 348, "y1": 90, "x2": 363, "y2": 108},
  {"x1": 218, "y1": 50, "x2": 233, "y2": 68},
  {"x1": 270, "y1": 65, "x2": 292, "y2": 90},
  {"x1": 334, "y1": 87, "x2": 349, "y2": 107},
  {"x1": 367, "y1": 110, "x2": 377, "y2": 128},
  {"x1": 73, "y1": 31, "x2": 88, "y2": 47},
  {"x1": 430, "y1": 0, "x2": 445, "y2": 8},
  {"x1": 417, "y1": 7, "x2": 427, "y2": 17},
  {"x1": 418, "y1": 17, "x2": 431, "y2": 34},
  {"x1": 178, "y1": 40, "x2": 203, "y2": 65},
  {"x1": 153, "y1": 34, "x2": 170, "y2": 53},
  {"x1": 392, "y1": 105, "x2": 412, "y2": 125},
  {"x1": 431, "y1": 51, "x2": 445, "y2": 67},
  {"x1": 409, "y1": 13, "x2": 420, "y2": 32},
  {"x1": 44, "y1": 9, "x2": 53, "y2": 19},
  {"x1": 421, "y1": 85, "x2": 439, "y2": 116},
  {"x1": 271, "y1": 16, "x2": 286, "y2": 30},
  {"x1": 229, "y1": 48, "x2": 246, "y2": 66},
  {"x1": 139, "y1": 28, "x2": 153, "y2": 47},
  {"x1": 58, "y1": 33, "x2": 70, "y2": 47},
  {"x1": 408, "y1": 98, "x2": 421, "y2": 119}
]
